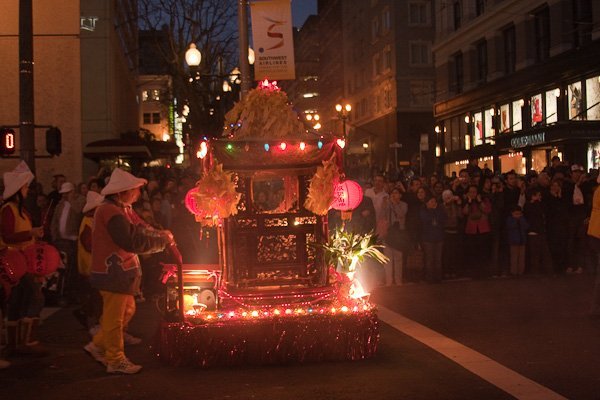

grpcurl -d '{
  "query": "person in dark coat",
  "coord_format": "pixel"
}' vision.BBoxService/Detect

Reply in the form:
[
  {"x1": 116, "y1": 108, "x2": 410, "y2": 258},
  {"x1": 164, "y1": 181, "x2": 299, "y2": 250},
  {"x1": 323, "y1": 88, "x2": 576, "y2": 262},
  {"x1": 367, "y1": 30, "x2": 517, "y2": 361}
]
[
  {"x1": 419, "y1": 196, "x2": 446, "y2": 283},
  {"x1": 546, "y1": 180, "x2": 570, "y2": 274}
]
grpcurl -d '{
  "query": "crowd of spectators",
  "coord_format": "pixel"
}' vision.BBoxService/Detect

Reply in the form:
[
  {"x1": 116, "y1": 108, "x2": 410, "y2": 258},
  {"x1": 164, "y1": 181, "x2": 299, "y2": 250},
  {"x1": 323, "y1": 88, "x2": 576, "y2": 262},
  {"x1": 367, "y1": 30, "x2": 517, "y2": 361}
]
[{"x1": 349, "y1": 156, "x2": 599, "y2": 286}]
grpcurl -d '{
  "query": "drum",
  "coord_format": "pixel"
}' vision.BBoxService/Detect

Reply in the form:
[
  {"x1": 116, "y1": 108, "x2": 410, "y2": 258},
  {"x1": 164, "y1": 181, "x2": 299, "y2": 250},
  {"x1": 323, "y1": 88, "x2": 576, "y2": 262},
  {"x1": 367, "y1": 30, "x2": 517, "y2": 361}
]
[
  {"x1": 0, "y1": 247, "x2": 28, "y2": 294},
  {"x1": 23, "y1": 242, "x2": 62, "y2": 276}
]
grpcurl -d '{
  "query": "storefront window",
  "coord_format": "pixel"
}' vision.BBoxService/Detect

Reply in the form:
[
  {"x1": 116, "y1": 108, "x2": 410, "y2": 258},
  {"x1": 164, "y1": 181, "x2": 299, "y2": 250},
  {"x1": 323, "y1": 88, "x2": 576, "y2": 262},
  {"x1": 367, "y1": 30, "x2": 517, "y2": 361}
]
[
  {"x1": 531, "y1": 149, "x2": 547, "y2": 172},
  {"x1": 500, "y1": 104, "x2": 510, "y2": 133},
  {"x1": 485, "y1": 108, "x2": 494, "y2": 138},
  {"x1": 545, "y1": 89, "x2": 558, "y2": 124},
  {"x1": 531, "y1": 94, "x2": 543, "y2": 126},
  {"x1": 588, "y1": 142, "x2": 600, "y2": 170},
  {"x1": 500, "y1": 152, "x2": 526, "y2": 175},
  {"x1": 586, "y1": 76, "x2": 600, "y2": 120},
  {"x1": 444, "y1": 120, "x2": 452, "y2": 152},
  {"x1": 474, "y1": 112, "x2": 483, "y2": 146},
  {"x1": 512, "y1": 100, "x2": 522, "y2": 131},
  {"x1": 569, "y1": 81, "x2": 583, "y2": 120},
  {"x1": 451, "y1": 117, "x2": 460, "y2": 150}
]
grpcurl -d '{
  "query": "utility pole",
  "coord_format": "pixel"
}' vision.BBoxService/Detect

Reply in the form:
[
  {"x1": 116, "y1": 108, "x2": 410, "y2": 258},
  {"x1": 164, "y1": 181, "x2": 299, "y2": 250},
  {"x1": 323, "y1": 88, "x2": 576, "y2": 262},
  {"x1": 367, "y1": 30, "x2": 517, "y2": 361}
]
[
  {"x1": 238, "y1": 0, "x2": 250, "y2": 99},
  {"x1": 19, "y1": 0, "x2": 35, "y2": 173}
]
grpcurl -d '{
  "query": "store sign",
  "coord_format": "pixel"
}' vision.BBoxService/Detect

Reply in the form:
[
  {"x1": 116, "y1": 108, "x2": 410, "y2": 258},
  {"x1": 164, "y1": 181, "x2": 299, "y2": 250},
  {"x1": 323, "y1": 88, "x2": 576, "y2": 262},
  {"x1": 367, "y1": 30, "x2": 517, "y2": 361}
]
[{"x1": 510, "y1": 132, "x2": 546, "y2": 148}]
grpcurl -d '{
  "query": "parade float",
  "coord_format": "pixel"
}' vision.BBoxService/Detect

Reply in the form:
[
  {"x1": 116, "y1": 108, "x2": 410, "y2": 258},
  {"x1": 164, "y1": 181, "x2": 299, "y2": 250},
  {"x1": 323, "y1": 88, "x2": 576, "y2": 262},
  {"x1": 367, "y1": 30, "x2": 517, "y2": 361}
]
[{"x1": 157, "y1": 80, "x2": 386, "y2": 367}]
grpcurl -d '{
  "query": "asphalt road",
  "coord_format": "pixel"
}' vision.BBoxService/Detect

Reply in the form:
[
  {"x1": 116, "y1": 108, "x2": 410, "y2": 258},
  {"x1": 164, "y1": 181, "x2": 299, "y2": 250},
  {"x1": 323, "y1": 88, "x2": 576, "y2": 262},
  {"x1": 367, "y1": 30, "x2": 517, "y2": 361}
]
[{"x1": 1, "y1": 273, "x2": 599, "y2": 400}]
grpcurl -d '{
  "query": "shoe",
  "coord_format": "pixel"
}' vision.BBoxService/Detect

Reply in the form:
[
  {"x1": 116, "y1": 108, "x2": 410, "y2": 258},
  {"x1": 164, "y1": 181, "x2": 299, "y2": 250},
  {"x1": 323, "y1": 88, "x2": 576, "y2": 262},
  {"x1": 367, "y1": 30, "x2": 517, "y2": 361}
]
[
  {"x1": 566, "y1": 268, "x2": 574, "y2": 274},
  {"x1": 106, "y1": 358, "x2": 142, "y2": 374},
  {"x1": 0, "y1": 359, "x2": 10, "y2": 369},
  {"x1": 123, "y1": 332, "x2": 142, "y2": 346},
  {"x1": 574, "y1": 267, "x2": 583, "y2": 274},
  {"x1": 84, "y1": 342, "x2": 107, "y2": 366}
]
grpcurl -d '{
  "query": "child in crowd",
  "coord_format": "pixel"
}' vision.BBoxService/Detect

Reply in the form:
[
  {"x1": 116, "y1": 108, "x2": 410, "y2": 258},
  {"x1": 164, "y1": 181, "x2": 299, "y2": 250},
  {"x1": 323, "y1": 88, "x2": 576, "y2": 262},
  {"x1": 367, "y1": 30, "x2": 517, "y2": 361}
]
[{"x1": 505, "y1": 205, "x2": 529, "y2": 276}]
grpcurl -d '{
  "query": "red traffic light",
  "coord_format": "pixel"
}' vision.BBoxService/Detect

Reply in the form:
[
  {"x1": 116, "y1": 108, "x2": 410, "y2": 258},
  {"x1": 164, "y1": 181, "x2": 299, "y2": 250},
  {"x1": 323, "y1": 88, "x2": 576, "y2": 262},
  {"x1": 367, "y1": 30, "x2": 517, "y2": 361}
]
[{"x1": 0, "y1": 128, "x2": 16, "y2": 156}]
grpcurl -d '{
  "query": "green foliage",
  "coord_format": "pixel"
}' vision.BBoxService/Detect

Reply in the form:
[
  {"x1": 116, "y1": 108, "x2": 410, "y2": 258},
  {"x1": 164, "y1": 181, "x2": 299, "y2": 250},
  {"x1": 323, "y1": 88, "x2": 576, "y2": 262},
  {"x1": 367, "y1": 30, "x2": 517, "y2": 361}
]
[{"x1": 321, "y1": 227, "x2": 389, "y2": 274}]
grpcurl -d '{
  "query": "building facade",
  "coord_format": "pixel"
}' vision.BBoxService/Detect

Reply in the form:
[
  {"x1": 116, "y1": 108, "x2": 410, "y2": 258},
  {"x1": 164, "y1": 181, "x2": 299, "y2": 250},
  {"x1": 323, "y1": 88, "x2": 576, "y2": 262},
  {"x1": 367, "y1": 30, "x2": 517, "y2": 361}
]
[
  {"x1": 0, "y1": 0, "x2": 82, "y2": 186},
  {"x1": 433, "y1": 0, "x2": 600, "y2": 176},
  {"x1": 284, "y1": 0, "x2": 436, "y2": 179},
  {"x1": 0, "y1": 0, "x2": 139, "y2": 188}
]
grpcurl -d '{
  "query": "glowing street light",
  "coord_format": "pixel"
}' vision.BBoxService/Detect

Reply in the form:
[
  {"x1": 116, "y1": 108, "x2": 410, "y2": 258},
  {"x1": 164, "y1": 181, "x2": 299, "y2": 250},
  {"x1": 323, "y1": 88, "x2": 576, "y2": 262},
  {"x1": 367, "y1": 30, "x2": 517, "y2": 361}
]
[{"x1": 185, "y1": 43, "x2": 201, "y2": 67}]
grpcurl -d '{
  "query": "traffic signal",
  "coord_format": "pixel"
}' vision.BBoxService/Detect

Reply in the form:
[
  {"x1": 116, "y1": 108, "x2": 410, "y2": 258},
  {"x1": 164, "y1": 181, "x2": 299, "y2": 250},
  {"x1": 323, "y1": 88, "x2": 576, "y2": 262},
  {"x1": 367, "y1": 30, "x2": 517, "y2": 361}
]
[
  {"x1": 0, "y1": 128, "x2": 16, "y2": 156},
  {"x1": 45, "y1": 127, "x2": 62, "y2": 156}
]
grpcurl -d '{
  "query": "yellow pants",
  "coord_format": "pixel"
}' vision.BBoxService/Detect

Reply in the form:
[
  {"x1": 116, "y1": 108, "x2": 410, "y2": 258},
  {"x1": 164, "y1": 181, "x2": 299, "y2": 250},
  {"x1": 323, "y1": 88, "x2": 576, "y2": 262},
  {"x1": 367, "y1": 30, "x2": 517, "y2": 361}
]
[{"x1": 93, "y1": 291, "x2": 135, "y2": 364}]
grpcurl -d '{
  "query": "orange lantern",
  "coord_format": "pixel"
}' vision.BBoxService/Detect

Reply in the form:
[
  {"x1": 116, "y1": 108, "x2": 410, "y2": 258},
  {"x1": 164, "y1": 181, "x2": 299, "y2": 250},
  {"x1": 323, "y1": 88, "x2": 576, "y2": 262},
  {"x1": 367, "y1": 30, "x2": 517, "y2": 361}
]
[
  {"x1": 0, "y1": 247, "x2": 28, "y2": 294},
  {"x1": 331, "y1": 180, "x2": 363, "y2": 211},
  {"x1": 23, "y1": 242, "x2": 62, "y2": 276}
]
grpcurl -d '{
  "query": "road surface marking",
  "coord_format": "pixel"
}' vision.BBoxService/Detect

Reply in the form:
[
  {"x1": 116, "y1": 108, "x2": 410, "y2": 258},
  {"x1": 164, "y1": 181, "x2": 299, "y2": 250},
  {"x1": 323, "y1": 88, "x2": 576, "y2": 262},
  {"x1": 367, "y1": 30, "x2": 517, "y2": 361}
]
[
  {"x1": 378, "y1": 306, "x2": 567, "y2": 400},
  {"x1": 40, "y1": 307, "x2": 60, "y2": 321}
]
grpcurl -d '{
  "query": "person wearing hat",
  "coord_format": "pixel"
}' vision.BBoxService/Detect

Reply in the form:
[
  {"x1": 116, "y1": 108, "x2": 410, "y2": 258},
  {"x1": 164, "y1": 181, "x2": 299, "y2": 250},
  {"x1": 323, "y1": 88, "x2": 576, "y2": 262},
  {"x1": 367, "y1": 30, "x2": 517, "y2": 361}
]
[
  {"x1": 0, "y1": 161, "x2": 46, "y2": 356},
  {"x1": 72, "y1": 191, "x2": 105, "y2": 334},
  {"x1": 586, "y1": 173, "x2": 600, "y2": 317},
  {"x1": 50, "y1": 181, "x2": 85, "y2": 301},
  {"x1": 84, "y1": 168, "x2": 173, "y2": 374}
]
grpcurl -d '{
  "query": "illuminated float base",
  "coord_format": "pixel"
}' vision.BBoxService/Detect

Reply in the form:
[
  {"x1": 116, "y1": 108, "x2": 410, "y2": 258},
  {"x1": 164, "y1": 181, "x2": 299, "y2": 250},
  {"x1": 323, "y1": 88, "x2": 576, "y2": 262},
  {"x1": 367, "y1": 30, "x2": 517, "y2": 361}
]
[{"x1": 156, "y1": 306, "x2": 379, "y2": 368}]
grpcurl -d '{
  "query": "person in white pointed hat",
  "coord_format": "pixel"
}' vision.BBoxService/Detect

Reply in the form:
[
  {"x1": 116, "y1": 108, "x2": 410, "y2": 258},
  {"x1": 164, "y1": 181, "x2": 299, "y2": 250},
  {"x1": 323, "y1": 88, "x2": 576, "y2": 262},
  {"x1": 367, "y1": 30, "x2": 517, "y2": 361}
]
[
  {"x1": 85, "y1": 168, "x2": 173, "y2": 374},
  {"x1": 0, "y1": 161, "x2": 47, "y2": 357},
  {"x1": 72, "y1": 191, "x2": 104, "y2": 336}
]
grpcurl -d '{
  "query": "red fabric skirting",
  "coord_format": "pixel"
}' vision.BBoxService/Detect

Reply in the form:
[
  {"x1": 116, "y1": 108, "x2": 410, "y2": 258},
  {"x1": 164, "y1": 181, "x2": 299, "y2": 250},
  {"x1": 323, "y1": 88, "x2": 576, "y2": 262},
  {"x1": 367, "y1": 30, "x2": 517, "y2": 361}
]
[{"x1": 156, "y1": 310, "x2": 379, "y2": 367}]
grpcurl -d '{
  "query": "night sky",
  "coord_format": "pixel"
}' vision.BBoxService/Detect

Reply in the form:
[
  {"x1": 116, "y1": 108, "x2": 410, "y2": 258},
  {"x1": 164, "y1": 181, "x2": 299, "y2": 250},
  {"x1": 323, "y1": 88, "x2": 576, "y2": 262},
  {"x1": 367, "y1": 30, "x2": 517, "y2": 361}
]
[{"x1": 291, "y1": 0, "x2": 317, "y2": 28}]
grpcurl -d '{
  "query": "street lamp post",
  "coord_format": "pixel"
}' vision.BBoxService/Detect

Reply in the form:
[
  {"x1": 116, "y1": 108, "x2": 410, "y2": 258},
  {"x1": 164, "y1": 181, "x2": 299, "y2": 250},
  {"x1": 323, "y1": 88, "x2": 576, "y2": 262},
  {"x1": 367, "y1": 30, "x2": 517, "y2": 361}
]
[{"x1": 335, "y1": 103, "x2": 352, "y2": 171}]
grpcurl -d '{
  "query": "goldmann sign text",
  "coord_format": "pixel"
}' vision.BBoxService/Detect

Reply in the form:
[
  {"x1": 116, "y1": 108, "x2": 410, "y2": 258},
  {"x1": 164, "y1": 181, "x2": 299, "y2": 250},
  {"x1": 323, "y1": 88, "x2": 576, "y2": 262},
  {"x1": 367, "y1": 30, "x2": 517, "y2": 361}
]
[{"x1": 510, "y1": 132, "x2": 546, "y2": 148}]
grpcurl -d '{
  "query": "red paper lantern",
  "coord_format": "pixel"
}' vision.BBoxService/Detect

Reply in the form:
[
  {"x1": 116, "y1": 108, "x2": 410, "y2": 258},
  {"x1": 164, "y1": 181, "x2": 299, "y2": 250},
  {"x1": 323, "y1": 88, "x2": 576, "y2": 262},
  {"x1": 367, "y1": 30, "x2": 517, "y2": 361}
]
[
  {"x1": 0, "y1": 248, "x2": 28, "y2": 293},
  {"x1": 331, "y1": 180, "x2": 363, "y2": 211},
  {"x1": 23, "y1": 242, "x2": 62, "y2": 276},
  {"x1": 185, "y1": 187, "x2": 201, "y2": 215}
]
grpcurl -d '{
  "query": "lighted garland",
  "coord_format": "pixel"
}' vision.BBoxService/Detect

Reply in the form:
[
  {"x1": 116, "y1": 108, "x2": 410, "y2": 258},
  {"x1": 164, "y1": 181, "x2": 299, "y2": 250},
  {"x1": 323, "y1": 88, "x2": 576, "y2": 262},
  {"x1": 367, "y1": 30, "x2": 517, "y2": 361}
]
[
  {"x1": 304, "y1": 155, "x2": 340, "y2": 215},
  {"x1": 223, "y1": 80, "x2": 307, "y2": 139},
  {"x1": 187, "y1": 163, "x2": 241, "y2": 226}
]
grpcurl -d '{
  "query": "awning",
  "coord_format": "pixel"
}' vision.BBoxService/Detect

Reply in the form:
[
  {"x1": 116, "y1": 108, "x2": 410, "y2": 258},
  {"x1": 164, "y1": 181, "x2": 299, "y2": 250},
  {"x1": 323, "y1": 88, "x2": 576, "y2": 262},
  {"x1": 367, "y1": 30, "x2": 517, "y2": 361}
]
[{"x1": 84, "y1": 138, "x2": 179, "y2": 160}]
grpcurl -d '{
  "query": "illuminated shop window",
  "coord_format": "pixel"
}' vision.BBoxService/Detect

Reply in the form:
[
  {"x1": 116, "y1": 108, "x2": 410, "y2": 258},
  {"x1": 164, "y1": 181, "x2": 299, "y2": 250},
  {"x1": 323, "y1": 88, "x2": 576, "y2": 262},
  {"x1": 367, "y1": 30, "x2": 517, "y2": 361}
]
[
  {"x1": 531, "y1": 94, "x2": 543, "y2": 126},
  {"x1": 586, "y1": 76, "x2": 600, "y2": 120},
  {"x1": 569, "y1": 81, "x2": 583, "y2": 120}
]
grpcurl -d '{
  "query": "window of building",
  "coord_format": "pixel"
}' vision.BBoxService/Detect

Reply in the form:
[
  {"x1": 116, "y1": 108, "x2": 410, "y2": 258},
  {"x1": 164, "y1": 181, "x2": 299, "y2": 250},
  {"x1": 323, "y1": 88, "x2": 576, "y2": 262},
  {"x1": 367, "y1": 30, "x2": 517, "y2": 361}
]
[
  {"x1": 382, "y1": 7, "x2": 391, "y2": 31},
  {"x1": 152, "y1": 112, "x2": 160, "y2": 124},
  {"x1": 586, "y1": 76, "x2": 600, "y2": 120},
  {"x1": 372, "y1": 53, "x2": 382, "y2": 77},
  {"x1": 484, "y1": 108, "x2": 494, "y2": 138},
  {"x1": 512, "y1": 100, "x2": 523, "y2": 131},
  {"x1": 451, "y1": 117, "x2": 460, "y2": 151},
  {"x1": 383, "y1": 85, "x2": 392, "y2": 108},
  {"x1": 568, "y1": 81, "x2": 583, "y2": 120},
  {"x1": 531, "y1": 94, "x2": 543, "y2": 126},
  {"x1": 142, "y1": 90, "x2": 149, "y2": 102},
  {"x1": 453, "y1": 1, "x2": 462, "y2": 30},
  {"x1": 409, "y1": 2, "x2": 429, "y2": 25},
  {"x1": 573, "y1": 0, "x2": 593, "y2": 48},
  {"x1": 473, "y1": 111, "x2": 483, "y2": 146},
  {"x1": 503, "y1": 25, "x2": 516, "y2": 74},
  {"x1": 500, "y1": 104, "x2": 510, "y2": 133},
  {"x1": 476, "y1": 40, "x2": 488, "y2": 84},
  {"x1": 451, "y1": 52, "x2": 464, "y2": 94},
  {"x1": 151, "y1": 89, "x2": 160, "y2": 101},
  {"x1": 143, "y1": 113, "x2": 151, "y2": 124},
  {"x1": 371, "y1": 17, "x2": 380, "y2": 41},
  {"x1": 384, "y1": 46, "x2": 392, "y2": 70},
  {"x1": 409, "y1": 41, "x2": 431, "y2": 66},
  {"x1": 545, "y1": 89, "x2": 559, "y2": 124},
  {"x1": 475, "y1": 0, "x2": 485, "y2": 16},
  {"x1": 533, "y1": 6, "x2": 550, "y2": 62},
  {"x1": 409, "y1": 80, "x2": 434, "y2": 106}
]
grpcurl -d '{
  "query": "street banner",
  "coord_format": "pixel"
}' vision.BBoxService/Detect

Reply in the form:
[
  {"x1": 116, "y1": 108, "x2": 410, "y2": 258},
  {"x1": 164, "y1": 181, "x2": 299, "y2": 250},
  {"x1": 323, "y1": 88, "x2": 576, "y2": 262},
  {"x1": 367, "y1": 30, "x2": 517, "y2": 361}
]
[{"x1": 250, "y1": 0, "x2": 295, "y2": 80}]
